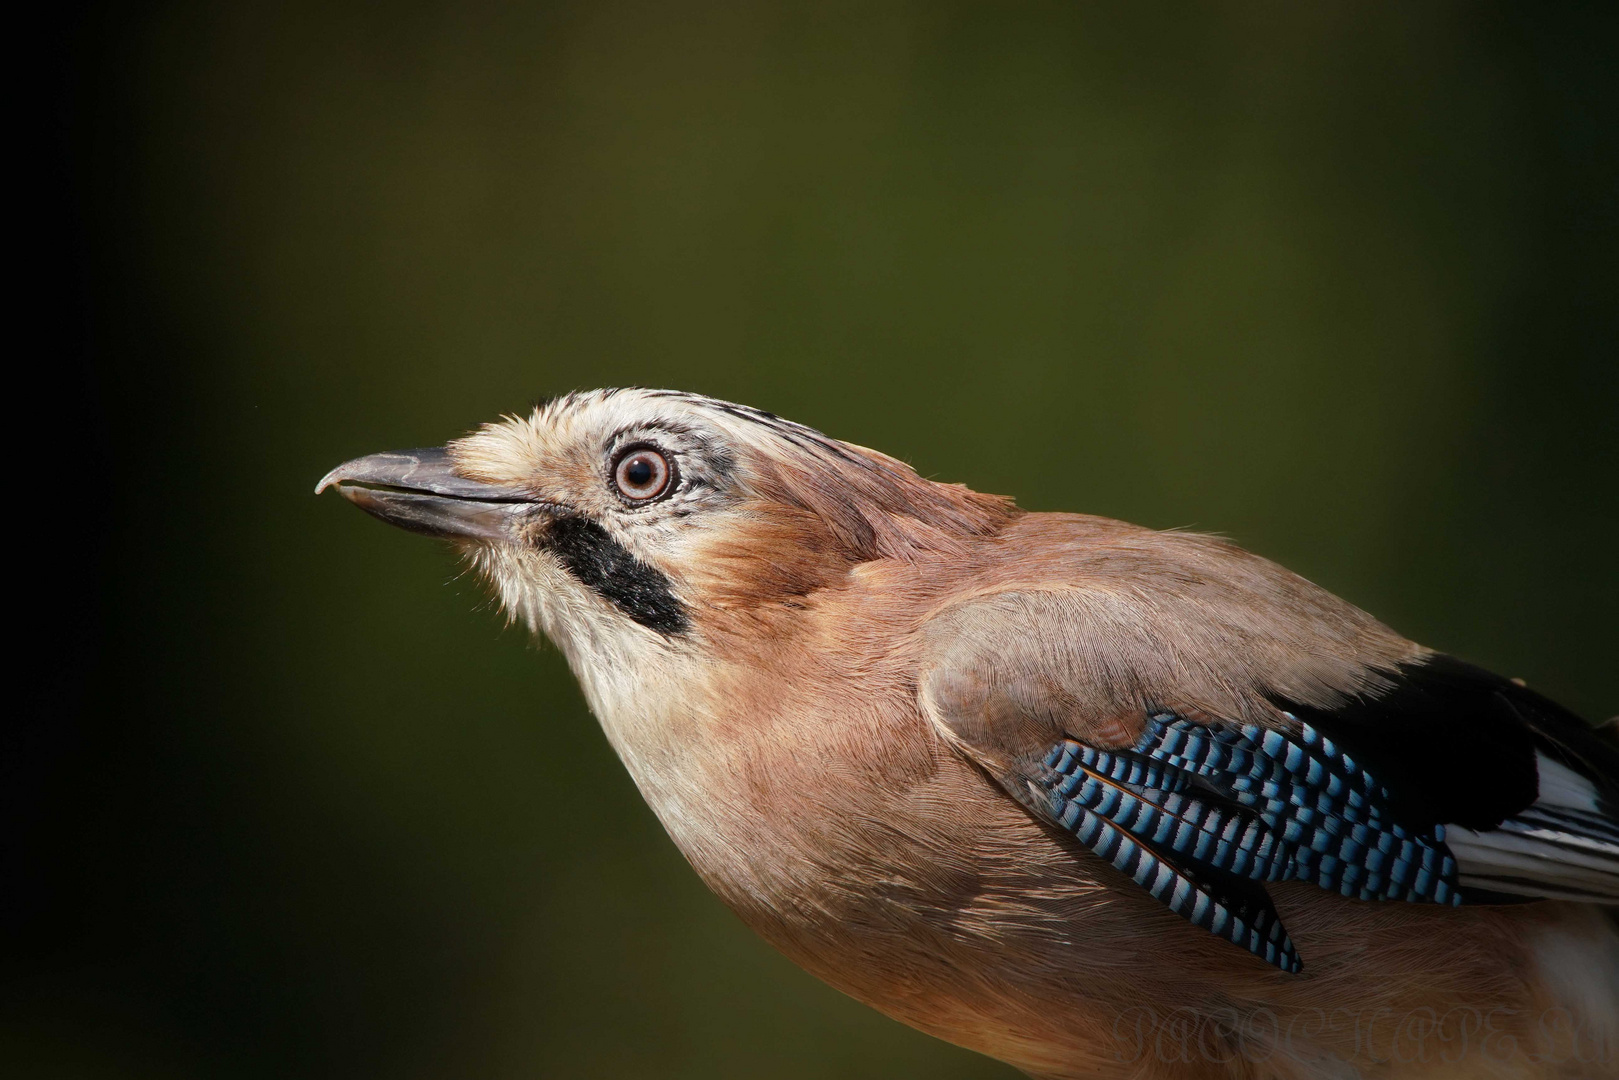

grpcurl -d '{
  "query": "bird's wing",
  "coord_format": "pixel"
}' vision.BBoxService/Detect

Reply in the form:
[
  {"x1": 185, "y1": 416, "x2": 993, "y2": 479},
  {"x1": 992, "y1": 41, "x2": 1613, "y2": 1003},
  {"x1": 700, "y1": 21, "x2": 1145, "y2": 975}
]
[{"x1": 917, "y1": 587, "x2": 1619, "y2": 972}]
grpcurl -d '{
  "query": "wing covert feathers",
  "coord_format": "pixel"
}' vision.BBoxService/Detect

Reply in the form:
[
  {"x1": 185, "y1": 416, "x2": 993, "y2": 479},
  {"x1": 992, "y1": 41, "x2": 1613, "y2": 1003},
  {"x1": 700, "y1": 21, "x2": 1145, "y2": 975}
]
[
  {"x1": 1136, "y1": 714, "x2": 1460, "y2": 905},
  {"x1": 920, "y1": 585, "x2": 1619, "y2": 973},
  {"x1": 1038, "y1": 742, "x2": 1302, "y2": 971}
]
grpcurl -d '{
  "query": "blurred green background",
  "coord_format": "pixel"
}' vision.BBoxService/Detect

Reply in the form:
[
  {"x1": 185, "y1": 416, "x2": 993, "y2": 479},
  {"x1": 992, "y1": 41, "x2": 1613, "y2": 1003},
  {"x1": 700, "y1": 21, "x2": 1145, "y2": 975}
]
[{"x1": 18, "y1": 2, "x2": 1617, "y2": 1078}]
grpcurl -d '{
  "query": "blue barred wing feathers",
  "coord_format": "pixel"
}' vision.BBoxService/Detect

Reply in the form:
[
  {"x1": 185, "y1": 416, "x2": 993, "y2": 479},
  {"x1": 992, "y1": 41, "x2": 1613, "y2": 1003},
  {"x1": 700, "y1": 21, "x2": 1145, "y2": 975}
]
[
  {"x1": 1031, "y1": 708, "x2": 1464, "y2": 972},
  {"x1": 918, "y1": 584, "x2": 1619, "y2": 973},
  {"x1": 1023, "y1": 658, "x2": 1619, "y2": 971}
]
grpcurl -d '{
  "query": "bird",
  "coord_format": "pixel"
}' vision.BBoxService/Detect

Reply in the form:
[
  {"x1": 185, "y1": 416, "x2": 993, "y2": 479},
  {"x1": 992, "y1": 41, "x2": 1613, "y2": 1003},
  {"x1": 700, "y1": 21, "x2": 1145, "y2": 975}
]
[{"x1": 317, "y1": 388, "x2": 1619, "y2": 1080}]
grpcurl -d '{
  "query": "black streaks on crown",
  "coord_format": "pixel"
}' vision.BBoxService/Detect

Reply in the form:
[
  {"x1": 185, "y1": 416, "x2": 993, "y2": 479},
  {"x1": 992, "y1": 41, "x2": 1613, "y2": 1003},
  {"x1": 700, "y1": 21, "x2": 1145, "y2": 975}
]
[
  {"x1": 542, "y1": 515, "x2": 690, "y2": 635},
  {"x1": 547, "y1": 388, "x2": 892, "y2": 481},
  {"x1": 641, "y1": 389, "x2": 871, "y2": 468}
]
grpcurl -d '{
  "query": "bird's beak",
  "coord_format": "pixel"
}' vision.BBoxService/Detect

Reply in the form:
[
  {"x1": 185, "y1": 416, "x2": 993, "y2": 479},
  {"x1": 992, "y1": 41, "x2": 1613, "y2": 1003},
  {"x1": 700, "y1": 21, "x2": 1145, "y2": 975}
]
[{"x1": 315, "y1": 447, "x2": 536, "y2": 542}]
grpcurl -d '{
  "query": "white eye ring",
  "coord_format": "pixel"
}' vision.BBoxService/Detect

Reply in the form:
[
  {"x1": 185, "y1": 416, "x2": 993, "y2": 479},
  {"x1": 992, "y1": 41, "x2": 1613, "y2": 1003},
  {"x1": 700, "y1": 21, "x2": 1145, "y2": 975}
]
[{"x1": 613, "y1": 447, "x2": 672, "y2": 501}]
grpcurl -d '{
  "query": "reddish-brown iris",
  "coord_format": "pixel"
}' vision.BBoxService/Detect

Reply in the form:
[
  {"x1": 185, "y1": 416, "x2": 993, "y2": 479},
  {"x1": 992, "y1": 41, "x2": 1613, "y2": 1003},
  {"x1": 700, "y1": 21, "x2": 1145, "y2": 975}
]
[{"x1": 613, "y1": 448, "x2": 671, "y2": 501}]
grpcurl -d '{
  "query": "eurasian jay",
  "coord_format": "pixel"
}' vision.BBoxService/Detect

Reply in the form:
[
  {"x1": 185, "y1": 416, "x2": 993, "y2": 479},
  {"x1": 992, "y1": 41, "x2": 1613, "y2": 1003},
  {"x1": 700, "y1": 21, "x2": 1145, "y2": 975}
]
[{"x1": 318, "y1": 389, "x2": 1619, "y2": 1080}]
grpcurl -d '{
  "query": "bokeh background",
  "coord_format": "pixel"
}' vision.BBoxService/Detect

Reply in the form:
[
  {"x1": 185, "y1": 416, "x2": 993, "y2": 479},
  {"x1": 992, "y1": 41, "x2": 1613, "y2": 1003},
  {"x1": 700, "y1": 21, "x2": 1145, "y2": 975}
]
[{"x1": 19, "y1": 3, "x2": 1617, "y2": 1077}]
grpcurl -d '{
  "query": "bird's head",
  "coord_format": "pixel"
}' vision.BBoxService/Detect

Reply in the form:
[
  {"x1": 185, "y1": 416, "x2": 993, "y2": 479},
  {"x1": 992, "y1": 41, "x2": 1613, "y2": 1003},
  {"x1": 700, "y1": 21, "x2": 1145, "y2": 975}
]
[{"x1": 318, "y1": 389, "x2": 1015, "y2": 671}]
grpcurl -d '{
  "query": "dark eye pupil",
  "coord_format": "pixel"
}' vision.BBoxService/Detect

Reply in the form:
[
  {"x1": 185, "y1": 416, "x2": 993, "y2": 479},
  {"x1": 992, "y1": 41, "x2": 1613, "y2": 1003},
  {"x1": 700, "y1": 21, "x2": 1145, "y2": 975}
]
[
  {"x1": 615, "y1": 449, "x2": 670, "y2": 500},
  {"x1": 625, "y1": 458, "x2": 654, "y2": 487}
]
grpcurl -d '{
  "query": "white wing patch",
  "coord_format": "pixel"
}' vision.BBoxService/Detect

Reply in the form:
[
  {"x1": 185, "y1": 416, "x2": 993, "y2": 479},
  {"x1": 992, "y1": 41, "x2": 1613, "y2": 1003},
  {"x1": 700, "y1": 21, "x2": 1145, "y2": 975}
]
[{"x1": 1448, "y1": 751, "x2": 1619, "y2": 903}]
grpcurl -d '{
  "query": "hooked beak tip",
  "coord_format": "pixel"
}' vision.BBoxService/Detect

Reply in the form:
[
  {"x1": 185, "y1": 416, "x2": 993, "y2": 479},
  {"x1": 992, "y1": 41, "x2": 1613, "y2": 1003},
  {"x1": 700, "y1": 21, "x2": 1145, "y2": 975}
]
[{"x1": 315, "y1": 446, "x2": 538, "y2": 542}]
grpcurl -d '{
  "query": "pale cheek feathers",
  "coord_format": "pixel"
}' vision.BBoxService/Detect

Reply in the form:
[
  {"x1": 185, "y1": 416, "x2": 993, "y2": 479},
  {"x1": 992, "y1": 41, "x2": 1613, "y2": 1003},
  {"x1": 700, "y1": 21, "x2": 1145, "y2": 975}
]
[
  {"x1": 468, "y1": 542, "x2": 690, "y2": 722},
  {"x1": 472, "y1": 544, "x2": 635, "y2": 659}
]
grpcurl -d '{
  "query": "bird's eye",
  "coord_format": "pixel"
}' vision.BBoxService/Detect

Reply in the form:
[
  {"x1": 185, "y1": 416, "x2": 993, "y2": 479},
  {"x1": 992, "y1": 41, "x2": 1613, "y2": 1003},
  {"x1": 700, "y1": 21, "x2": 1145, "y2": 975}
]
[{"x1": 613, "y1": 448, "x2": 672, "y2": 501}]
